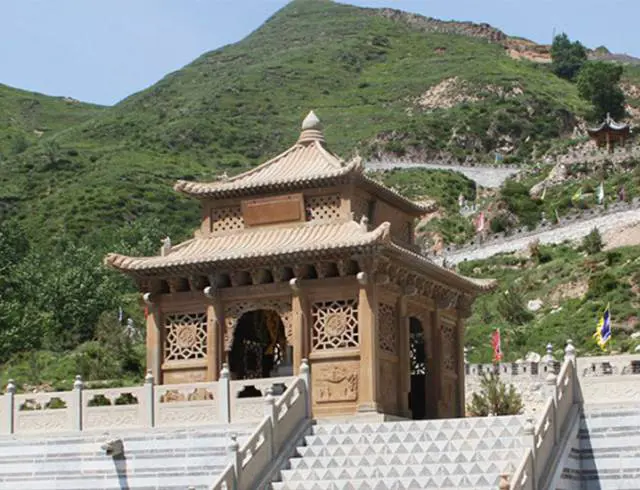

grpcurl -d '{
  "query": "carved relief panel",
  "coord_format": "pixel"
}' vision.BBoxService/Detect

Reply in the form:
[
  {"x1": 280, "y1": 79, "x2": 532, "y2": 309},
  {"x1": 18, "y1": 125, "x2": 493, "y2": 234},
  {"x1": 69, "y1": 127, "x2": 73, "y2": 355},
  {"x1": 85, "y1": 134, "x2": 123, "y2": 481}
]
[
  {"x1": 378, "y1": 302, "x2": 397, "y2": 356},
  {"x1": 440, "y1": 317, "x2": 457, "y2": 372},
  {"x1": 164, "y1": 312, "x2": 208, "y2": 362},
  {"x1": 311, "y1": 299, "x2": 359, "y2": 351},
  {"x1": 313, "y1": 363, "x2": 359, "y2": 403}
]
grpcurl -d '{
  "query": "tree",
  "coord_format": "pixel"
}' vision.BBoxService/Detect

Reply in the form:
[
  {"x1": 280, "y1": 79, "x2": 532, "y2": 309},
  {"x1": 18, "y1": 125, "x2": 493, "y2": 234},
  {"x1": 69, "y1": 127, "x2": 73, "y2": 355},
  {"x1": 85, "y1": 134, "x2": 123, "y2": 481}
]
[
  {"x1": 467, "y1": 373, "x2": 524, "y2": 416},
  {"x1": 551, "y1": 33, "x2": 587, "y2": 81},
  {"x1": 497, "y1": 286, "x2": 533, "y2": 325},
  {"x1": 576, "y1": 62, "x2": 626, "y2": 121}
]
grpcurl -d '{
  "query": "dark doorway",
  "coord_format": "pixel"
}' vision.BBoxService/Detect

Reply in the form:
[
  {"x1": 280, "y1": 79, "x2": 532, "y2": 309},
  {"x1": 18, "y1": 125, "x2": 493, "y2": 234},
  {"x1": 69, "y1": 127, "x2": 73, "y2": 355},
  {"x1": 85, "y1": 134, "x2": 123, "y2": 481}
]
[
  {"x1": 229, "y1": 310, "x2": 287, "y2": 381},
  {"x1": 408, "y1": 317, "x2": 427, "y2": 419}
]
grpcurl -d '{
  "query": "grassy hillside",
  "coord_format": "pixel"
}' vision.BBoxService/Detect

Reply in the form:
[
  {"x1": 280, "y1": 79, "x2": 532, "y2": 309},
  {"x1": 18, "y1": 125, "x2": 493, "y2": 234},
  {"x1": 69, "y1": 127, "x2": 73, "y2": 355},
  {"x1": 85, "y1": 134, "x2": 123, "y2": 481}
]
[
  {"x1": 461, "y1": 242, "x2": 640, "y2": 363},
  {"x1": 0, "y1": 83, "x2": 103, "y2": 158},
  {"x1": 1, "y1": 0, "x2": 590, "y2": 243}
]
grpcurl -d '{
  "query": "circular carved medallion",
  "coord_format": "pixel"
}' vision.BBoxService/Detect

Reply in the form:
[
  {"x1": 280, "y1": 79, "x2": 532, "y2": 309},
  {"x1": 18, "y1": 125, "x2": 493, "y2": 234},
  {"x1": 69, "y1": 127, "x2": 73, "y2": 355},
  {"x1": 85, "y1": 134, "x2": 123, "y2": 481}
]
[
  {"x1": 176, "y1": 324, "x2": 198, "y2": 349},
  {"x1": 324, "y1": 312, "x2": 347, "y2": 338}
]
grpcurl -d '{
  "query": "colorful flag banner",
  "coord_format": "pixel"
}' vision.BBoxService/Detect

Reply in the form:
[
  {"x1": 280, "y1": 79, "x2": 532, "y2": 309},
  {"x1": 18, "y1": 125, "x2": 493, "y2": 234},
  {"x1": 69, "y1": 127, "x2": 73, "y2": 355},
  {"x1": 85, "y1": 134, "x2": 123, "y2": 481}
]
[
  {"x1": 492, "y1": 328, "x2": 503, "y2": 363},
  {"x1": 597, "y1": 182, "x2": 605, "y2": 205},
  {"x1": 593, "y1": 304, "x2": 612, "y2": 351}
]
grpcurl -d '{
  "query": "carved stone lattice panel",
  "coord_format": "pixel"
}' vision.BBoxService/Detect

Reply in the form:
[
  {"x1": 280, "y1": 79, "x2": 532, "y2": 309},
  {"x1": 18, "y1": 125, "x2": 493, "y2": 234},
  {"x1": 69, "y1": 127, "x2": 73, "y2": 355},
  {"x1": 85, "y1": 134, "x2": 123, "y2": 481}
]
[
  {"x1": 211, "y1": 206, "x2": 244, "y2": 233},
  {"x1": 314, "y1": 363, "x2": 359, "y2": 403},
  {"x1": 305, "y1": 194, "x2": 341, "y2": 222},
  {"x1": 223, "y1": 299, "x2": 293, "y2": 351},
  {"x1": 164, "y1": 312, "x2": 207, "y2": 362},
  {"x1": 311, "y1": 299, "x2": 359, "y2": 351},
  {"x1": 440, "y1": 319, "x2": 457, "y2": 372},
  {"x1": 378, "y1": 303, "x2": 397, "y2": 355}
]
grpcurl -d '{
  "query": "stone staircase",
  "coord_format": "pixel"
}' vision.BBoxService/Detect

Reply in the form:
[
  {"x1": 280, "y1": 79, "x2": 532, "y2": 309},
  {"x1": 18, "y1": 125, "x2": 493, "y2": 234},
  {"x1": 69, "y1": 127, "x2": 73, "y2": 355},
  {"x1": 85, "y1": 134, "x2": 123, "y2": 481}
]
[
  {"x1": 557, "y1": 407, "x2": 640, "y2": 490},
  {"x1": 0, "y1": 423, "x2": 253, "y2": 490},
  {"x1": 270, "y1": 415, "x2": 527, "y2": 489}
]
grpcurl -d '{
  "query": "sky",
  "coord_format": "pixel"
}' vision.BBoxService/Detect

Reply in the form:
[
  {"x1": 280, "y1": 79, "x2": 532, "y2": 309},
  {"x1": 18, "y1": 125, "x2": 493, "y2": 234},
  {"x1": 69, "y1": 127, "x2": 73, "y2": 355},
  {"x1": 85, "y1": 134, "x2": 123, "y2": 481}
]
[{"x1": 1, "y1": 0, "x2": 638, "y2": 106}]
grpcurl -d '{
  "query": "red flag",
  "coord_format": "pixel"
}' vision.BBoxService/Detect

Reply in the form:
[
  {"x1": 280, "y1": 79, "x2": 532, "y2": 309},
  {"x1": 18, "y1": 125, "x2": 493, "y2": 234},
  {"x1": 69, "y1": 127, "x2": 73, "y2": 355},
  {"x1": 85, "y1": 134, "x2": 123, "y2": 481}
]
[
  {"x1": 476, "y1": 212, "x2": 485, "y2": 233},
  {"x1": 144, "y1": 306, "x2": 149, "y2": 319},
  {"x1": 492, "y1": 328, "x2": 503, "y2": 363}
]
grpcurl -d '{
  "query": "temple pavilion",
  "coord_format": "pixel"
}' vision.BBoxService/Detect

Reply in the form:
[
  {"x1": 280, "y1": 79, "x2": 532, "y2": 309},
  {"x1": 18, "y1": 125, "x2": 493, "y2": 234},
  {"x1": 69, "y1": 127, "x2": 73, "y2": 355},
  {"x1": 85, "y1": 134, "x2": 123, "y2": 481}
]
[
  {"x1": 105, "y1": 111, "x2": 495, "y2": 420},
  {"x1": 587, "y1": 113, "x2": 631, "y2": 152}
]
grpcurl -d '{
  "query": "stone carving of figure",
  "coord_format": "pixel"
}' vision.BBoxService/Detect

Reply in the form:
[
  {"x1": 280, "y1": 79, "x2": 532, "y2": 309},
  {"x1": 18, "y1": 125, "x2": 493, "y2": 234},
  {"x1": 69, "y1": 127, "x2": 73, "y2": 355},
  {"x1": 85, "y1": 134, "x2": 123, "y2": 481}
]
[{"x1": 161, "y1": 236, "x2": 171, "y2": 256}]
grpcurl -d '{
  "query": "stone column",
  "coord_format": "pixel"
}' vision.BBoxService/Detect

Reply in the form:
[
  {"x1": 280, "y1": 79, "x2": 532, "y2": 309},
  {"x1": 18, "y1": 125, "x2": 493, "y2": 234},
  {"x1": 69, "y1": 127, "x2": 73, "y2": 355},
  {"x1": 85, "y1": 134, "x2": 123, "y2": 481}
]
[
  {"x1": 429, "y1": 308, "x2": 442, "y2": 419},
  {"x1": 357, "y1": 271, "x2": 379, "y2": 413},
  {"x1": 456, "y1": 314, "x2": 465, "y2": 418},
  {"x1": 397, "y1": 294, "x2": 411, "y2": 418},
  {"x1": 204, "y1": 286, "x2": 223, "y2": 381},
  {"x1": 289, "y1": 278, "x2": 308, "y2": 375},
  {"x1": 143, "y1": 293, "x2": 162, "y2": 384}
]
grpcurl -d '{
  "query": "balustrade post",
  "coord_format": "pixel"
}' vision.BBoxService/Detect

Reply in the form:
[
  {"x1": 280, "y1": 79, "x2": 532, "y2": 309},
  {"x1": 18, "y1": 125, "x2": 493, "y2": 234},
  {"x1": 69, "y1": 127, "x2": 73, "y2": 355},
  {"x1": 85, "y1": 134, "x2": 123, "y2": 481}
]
[
  {"x1": 299, "y1": 358, "x2": 311, "y2": 418},
  {"x1": 523, "y1": 417, "x2": 536, "y2": 489},
  {"x1": 73, "y1": 375, "x2": 83, "y2": 432},
  {"x1": 144, "y1": 370, "x2": 155, "y2": 428},
  {"x1": 3, "y1": 380, "x2": 15, "y2": 435},
  {"x1": 218, "y1": 363, "x2": 231, "y2": 423},
  {"x1": 564, "y1": 339, "x2": 581, "y2": 404},
  {"x1": 546, "y1": 373, "x2": 558, "y2": 443},
  {"x1": 263, "y1": 387, "x2": 277, "y2": 456},
  {"x1": 228, "y1": 434, "x2": 241, "y2": 489}
]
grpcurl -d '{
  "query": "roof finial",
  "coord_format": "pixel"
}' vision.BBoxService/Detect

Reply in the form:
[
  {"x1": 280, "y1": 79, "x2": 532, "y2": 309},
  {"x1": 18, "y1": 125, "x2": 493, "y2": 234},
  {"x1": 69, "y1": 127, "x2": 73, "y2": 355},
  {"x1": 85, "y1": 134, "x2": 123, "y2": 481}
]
[
  {"x1": 302, "y1": 111, "x2": 322, "y2": 131},
  {"x1": 298, "y1": 110, "x2": 325, "y2": 144}
]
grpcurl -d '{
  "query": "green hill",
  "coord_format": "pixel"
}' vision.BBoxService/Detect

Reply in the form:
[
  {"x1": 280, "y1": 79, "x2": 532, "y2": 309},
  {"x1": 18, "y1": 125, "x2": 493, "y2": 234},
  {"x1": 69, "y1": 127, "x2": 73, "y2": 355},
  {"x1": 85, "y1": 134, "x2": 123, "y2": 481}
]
[{"x1": 1, "y1": 0, "x2": 589, "y2": 242}]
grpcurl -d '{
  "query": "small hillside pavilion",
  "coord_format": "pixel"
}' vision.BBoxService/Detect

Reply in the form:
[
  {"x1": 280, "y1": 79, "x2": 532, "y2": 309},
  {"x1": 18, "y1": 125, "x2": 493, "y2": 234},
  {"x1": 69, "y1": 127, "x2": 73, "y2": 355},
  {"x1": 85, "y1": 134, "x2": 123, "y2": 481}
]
[
  {"x1": 106, "y1": 112, "x2": 494, "y2": 419},
  {"x1": 587, "y1": 113, "x2": 631, "y2": 152}
]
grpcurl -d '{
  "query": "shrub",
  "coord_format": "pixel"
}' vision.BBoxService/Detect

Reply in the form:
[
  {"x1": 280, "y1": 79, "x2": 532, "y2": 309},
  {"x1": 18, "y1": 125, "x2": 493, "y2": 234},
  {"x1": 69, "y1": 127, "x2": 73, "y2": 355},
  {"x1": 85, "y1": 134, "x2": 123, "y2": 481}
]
[
  {"x1": 467, "y1": 373, "x2": 524, "y2": 416},
  {"x1": 497, "y1": 287, "x2": 534, "y2": 325},
  {"x1": 582, "y1": 227, "x2": 603, "y2": 255}
]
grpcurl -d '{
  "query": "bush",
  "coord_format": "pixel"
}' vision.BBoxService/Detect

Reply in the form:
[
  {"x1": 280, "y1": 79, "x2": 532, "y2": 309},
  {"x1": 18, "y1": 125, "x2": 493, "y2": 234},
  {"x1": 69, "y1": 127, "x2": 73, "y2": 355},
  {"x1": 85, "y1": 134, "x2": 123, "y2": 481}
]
[
  {"x1": 582, "y1": 228, "x2": 603, "y2": 255},
  {"x1": 467, "y1": 373, "x2": 524, "y2": 416}
]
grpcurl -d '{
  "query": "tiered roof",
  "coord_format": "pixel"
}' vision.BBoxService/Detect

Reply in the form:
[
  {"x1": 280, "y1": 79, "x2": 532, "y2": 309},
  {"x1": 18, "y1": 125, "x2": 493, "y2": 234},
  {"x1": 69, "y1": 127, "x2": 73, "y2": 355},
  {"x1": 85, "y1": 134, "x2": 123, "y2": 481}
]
[
  {"x1": 587, "y1": 113, "x2": 631, "y2": 136},
  {"x1": 174, "y1": 111, "x2": 427, "y2": 215},
  {"x1": 105, "y1": 111, "x2": 495, "y2": 294}
]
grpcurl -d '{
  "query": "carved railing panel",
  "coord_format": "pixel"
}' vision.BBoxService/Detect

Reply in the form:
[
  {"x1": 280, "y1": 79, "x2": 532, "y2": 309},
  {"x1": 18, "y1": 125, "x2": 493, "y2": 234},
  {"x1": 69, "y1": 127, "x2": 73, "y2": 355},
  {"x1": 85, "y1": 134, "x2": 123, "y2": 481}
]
[
  {"x1": 14, "y1": 391, "x2": 75, "y2": 434},
  {"x1": 154, "y1": 381, "x2": 218, "y2": 428},
  {"x1": 83, "y1": 386, "x2": 146, "y2": 431},
  {"x1": 230, "y1": 376, "x2": 293, "y2": 423}
]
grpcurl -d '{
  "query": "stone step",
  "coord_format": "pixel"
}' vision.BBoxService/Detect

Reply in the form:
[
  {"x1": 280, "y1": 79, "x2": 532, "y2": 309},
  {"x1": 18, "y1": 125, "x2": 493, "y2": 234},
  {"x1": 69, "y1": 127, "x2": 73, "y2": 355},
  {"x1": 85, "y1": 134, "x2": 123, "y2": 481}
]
[
  {"x1": 304, "y1": 427, "x2": 521, "y2": 446},
  {"x1": 288, "y1": 449, "x2": 523, "y2": 469},
  {"x1": 279, "y1": 461, "x2": 515, "y2": 481},
  {"x1": 575, "y1": 435, "x2": 640, "y2": 450},
  {"x1": 270, "y1": 473, "x2": 503, "y2": 489},
  {"x1": 0, "y1": 471, "x2": 214, "y2": 490},
  {"x1": 310, "y1": 416, "x2": 525, "y2": 436},
  {"x1": 0, "y1": 455, "x2": 228, "y2": 475},
  {"x1": 296, "y1": 438, "x2": 523, "y2": 458}
]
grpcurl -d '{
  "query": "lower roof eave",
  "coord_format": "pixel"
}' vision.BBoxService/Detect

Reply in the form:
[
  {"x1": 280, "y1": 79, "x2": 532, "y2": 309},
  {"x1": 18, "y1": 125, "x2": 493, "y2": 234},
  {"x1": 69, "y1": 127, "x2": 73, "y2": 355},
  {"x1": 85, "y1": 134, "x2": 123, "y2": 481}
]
[
  {"x1": 108, "y1": 243, "x2": 382, "y2": 281},
  {"x1": 383, "y1": 243, "x2": 497, "y2": 295}
]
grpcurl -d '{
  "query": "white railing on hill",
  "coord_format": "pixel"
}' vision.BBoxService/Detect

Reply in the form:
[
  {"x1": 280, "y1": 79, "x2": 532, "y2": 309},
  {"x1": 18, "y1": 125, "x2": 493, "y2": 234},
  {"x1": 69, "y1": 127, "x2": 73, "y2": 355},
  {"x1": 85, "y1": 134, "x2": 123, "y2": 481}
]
[
  {"x1": 0, "y1": 364, "x2": 297, "y2": 435},
  {"x1": 507, "y1": 341, "x2": 581, "y2": 490},
  {"x1": 211, "y1": 359, "x2": 311, "y2": 490}
]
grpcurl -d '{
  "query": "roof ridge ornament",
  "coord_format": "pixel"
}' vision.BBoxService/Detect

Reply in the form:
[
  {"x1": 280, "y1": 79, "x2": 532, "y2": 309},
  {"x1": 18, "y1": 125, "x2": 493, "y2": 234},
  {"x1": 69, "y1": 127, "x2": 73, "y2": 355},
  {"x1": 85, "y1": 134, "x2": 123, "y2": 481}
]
[{"x1": 298, "y1": 110, "x2": 325, "y2": 144}]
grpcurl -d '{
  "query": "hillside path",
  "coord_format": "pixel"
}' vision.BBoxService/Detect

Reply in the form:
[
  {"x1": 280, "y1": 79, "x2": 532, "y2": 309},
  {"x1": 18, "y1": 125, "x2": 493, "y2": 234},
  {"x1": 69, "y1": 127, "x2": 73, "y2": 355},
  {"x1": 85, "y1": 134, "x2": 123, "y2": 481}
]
[
  {"x1": 446, "y1": 207, "x2": 640, "y2": 263},
  {"x1": 365, "y1": 161, "x2": 519, "y2": 188}
]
